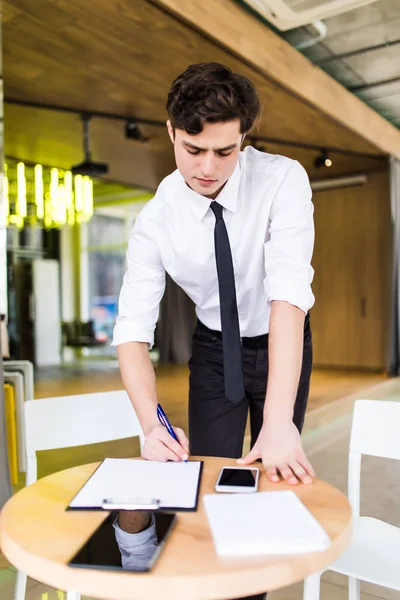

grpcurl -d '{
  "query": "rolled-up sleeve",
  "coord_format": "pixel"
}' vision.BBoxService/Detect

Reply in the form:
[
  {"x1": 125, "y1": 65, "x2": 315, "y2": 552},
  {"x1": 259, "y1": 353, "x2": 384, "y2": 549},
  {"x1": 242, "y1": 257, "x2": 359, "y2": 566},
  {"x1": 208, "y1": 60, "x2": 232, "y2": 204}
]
[
  {"x1": 264, "y1": 160, "x2": 315, "y2": 313},
  {"x1": 112, "y1": 213, "x2": 166, "y2": 349}
]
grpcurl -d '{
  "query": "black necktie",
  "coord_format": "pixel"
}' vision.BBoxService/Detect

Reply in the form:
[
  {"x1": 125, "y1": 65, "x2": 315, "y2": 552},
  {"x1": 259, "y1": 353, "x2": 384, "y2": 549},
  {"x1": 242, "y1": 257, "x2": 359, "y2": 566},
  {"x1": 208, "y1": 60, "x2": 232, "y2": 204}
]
[{"x1": 210, "y1": 201, "x2": 245, "y2": 405}]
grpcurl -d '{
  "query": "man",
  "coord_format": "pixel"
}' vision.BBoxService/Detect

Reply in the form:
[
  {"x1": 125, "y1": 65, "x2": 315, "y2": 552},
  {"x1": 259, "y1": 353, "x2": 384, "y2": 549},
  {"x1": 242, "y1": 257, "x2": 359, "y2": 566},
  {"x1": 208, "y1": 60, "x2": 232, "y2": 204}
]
[{"x1": 114, "y1": 61, "x2": 315, "y2": 484}]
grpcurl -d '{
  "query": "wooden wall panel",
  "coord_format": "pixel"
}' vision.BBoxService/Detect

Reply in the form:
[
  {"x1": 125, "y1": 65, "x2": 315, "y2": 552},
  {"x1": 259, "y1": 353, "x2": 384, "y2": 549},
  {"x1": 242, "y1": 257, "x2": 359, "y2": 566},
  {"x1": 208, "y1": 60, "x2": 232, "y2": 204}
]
[{"x1": 311, "y1": 170, "x2": 392, "y2": 370}]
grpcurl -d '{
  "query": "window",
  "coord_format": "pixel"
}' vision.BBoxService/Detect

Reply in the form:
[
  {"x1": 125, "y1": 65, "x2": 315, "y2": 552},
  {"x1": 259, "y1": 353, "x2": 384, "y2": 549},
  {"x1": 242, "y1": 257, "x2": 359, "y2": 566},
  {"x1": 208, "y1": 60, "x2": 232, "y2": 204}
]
[
  {"x1": 86, "y1": 214, "x2": 127, "y2": 347},
  {"x1": 80, "y1": 202, "x2": 149, "y2": 356}
]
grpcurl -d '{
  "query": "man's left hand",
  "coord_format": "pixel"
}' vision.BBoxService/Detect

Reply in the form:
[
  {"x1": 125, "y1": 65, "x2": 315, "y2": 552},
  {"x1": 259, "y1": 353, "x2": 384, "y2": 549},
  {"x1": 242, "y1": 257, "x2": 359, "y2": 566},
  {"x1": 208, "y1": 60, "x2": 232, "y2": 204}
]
[{"x1": 237, "y1": 420, "x2": 315, "y2": 485}]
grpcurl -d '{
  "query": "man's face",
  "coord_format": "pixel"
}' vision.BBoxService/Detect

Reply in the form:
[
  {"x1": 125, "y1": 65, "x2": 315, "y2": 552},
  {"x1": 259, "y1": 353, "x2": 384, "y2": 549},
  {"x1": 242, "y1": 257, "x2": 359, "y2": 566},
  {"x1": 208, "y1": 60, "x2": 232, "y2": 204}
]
[{"x1": 167, "y1": 119, "x2": 243, "y2": 199}]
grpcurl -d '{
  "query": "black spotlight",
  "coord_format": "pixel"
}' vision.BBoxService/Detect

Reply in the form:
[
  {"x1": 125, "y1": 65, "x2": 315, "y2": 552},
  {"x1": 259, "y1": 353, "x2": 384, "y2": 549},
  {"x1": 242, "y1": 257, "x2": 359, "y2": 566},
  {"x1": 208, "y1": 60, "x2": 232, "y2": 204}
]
[
  {"x1": 125, "y1": 120, "x2": 145, "y2": 141},
  {"x1": 314, "y1": 149, "x2": 332, "y2": 169},
  {"x1": 71, "y1": 114, "x2": 109, "y2": 176}
]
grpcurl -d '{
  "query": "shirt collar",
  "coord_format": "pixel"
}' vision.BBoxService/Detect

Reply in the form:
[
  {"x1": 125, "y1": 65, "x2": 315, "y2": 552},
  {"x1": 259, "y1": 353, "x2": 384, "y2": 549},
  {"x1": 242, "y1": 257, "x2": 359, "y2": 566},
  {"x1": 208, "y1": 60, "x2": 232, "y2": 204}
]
[{"x1": 178, "y1": 160, "x2": 241, "y2": 221}]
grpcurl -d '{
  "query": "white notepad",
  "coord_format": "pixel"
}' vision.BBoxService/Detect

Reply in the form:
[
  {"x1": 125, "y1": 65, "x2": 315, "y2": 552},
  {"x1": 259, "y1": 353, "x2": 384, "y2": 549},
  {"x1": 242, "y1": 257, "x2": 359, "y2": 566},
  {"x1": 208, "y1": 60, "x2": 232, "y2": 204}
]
[
  {"x1": 204, "y1": 490, "x2": 331, "y2": 556},
  {"x1": 68, "y1": 458, "x2": 203, "y2": 511}
]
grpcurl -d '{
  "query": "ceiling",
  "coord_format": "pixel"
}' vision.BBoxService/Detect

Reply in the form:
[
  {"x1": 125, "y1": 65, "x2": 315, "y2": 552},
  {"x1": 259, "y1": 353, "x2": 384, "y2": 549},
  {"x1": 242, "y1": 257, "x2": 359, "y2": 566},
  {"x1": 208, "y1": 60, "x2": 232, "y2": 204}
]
[
  {"x1": 280, "y1": 0, "x2": 400, "y2": 128},
  {"x1": 2, "y1": 0, "x2": 390, "y2": 193},
  {"x1": 240, "y1": 0, "x2": 381, "y2": 30}
]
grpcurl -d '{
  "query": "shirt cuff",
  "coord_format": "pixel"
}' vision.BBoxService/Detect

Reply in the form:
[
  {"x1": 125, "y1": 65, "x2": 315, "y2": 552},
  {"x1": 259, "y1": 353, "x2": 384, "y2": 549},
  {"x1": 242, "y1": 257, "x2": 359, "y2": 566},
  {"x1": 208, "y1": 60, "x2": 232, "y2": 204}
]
[
  {"x1": 265, "y1": 282, "x2": 315, "y2": 314},
  {"x1": 112, "y1": 319, "x2": 155, "y2": 349},
  {"x1": 113, "y1": 513, "x2": 158, "y2": 570}
]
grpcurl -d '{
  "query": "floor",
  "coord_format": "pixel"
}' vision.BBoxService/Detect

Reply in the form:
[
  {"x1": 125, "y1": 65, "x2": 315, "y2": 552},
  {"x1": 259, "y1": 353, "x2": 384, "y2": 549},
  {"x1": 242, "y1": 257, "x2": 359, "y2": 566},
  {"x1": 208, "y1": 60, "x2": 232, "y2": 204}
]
[
  {"x1": 1, "y1": 361, "x2": 399, "y2": 600},
  {"x1": 33, "y1": 359, "x2": 386, "y2": 433}
]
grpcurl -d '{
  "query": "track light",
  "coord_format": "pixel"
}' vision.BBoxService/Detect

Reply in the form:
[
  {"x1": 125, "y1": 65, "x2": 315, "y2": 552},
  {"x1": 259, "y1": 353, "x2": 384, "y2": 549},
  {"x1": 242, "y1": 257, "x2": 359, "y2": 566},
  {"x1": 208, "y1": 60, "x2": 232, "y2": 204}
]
[
  {"x1": 71, "y1": 114, "x2": 109, "y2": 176},
  {"x1": 311, "y1": 175, "x2": 367, "y2": 191},
  {"x1": 314, "y1": 149, "x2": 332, "y2": 169},
  {"x1": 125, "y1": 120, "x2": 146, "y2": 141}
]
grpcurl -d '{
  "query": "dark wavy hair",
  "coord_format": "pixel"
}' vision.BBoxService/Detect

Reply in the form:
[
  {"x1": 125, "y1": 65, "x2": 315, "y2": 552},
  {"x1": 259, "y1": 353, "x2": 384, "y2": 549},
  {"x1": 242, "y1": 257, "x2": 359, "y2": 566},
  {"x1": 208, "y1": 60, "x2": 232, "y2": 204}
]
[{"x1": 166, "y1": 62, "x2": 260, "y2": 135}]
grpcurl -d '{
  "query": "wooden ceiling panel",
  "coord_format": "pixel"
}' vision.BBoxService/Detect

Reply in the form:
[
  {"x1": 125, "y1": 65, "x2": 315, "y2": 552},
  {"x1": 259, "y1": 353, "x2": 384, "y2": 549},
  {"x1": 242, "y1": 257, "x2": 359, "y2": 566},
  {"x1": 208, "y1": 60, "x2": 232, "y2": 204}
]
[
  {"x1": 4, "y1": 0, "x2": 382, "y2": 148},
  {"x1": 3, "y1": 0, "x2": 387, "y2": 191},
  {"x1": 2, "y1": 2, "x2": 23, "y2": 23}
]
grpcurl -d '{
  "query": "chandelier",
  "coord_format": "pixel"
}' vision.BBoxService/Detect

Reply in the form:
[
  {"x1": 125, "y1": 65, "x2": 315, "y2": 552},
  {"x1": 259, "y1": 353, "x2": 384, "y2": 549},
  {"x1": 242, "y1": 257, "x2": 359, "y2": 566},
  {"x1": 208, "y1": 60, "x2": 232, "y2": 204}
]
[{"x1": 3, "y1": 161, "x2": 94, "y2": 229}]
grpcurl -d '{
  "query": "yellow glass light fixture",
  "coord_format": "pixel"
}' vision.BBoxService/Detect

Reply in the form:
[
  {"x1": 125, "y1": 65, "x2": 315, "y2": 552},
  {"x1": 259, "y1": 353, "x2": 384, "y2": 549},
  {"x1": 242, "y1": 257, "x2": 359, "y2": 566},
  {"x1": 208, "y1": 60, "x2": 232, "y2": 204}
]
[
  {"x1": 57, "y1": 183, "x2": 68, "y2": 227},
  {"x1": 74, "y1": 174, "x2": 84, "y2": 224},
  {"x1": 47, "y1": 167, "x2": 59, "y2": 229},
  {"x1": 3, "y1": 164, "x2": 10, "y2": 225},
  {"x1": 64, "y1": 170, "x2": 75, "y2": 226},
  {"x1": 34, "y1": 164, "x2": 44, "y2": 220},
  {"x1": 4, "y1": 161, "x2": 94, "y2": 229},
  {"x1": 6, "y1": 163, "x2": 23, "y2": 229},
  {"x1": 17, "y1": 162, "x2": 27, "y2": 219},
  {"x1": 83, "y1": 176, "x2": 93, "y2": 222}
]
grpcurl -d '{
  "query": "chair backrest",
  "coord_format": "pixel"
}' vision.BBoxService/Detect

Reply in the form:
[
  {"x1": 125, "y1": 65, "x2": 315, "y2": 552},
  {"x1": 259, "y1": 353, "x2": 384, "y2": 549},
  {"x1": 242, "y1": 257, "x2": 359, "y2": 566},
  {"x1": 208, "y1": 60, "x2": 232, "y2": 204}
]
[
  {"x1": 24, "y1": 390, "x2": 145, "y2": 485},
  {"x1": 350, "y1": 399, "x2": 400, "y2": 459},
  {"x1": 61, "y1": 321, "x2": 75, "y2": 344},
  {"x1": 348, "y1": 399, "x2": 400, "y2": 516},
  {"x1": 81, "y1": 320, "x2": 95, "y2": 337}
]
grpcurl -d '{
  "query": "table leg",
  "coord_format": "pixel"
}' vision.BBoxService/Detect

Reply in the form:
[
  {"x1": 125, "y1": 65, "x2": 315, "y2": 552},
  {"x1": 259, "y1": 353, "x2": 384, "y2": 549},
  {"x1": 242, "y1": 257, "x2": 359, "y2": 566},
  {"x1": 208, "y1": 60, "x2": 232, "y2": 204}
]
[
  {"x1": 66, "y1": 589, "x2": 80, "y2": 600},
  {"x1": 303, "y1": 572, "x2": 322, "y2": 600}
]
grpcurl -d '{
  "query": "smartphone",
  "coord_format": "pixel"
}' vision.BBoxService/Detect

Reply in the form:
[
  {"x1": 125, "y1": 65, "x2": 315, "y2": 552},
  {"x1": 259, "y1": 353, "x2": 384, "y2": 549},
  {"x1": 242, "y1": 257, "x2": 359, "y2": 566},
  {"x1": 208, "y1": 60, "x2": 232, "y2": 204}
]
[{"x1": 215, "y1": 466, "x2": 259, "y2": 493}]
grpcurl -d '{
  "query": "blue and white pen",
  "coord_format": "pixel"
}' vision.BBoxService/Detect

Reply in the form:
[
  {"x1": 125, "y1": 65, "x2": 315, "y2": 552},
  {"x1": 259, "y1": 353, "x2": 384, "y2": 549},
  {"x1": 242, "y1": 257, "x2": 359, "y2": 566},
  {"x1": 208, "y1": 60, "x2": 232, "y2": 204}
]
[{"x1": 157, "y1": 403, "x2": 188, "y2": 462}]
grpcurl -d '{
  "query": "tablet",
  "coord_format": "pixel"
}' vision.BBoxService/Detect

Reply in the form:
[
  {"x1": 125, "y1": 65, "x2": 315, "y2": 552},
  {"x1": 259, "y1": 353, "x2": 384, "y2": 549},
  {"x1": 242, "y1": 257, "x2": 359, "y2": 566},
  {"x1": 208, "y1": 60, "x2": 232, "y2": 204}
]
[{"x1": 68, "y1": 511, "x2": 176, "y2": 572}]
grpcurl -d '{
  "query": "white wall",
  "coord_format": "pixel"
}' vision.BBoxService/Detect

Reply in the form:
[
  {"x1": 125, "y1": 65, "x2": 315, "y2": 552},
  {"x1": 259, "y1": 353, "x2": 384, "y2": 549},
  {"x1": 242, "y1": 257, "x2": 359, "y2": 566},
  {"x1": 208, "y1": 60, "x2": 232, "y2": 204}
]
[
  {"x1": 33, "y1": 259, "x2": 61, "y2": 366},
  {"x1": 80, "y1": 222, "x2": 90, "y2": 322}
]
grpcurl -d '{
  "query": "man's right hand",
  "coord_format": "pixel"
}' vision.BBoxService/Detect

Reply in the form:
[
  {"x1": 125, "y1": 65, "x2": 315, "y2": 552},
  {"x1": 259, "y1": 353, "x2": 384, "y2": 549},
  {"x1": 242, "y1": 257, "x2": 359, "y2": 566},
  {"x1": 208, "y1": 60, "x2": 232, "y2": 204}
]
[{"x1": 142, "y1": 424, "x2": 189, "y2": 462}]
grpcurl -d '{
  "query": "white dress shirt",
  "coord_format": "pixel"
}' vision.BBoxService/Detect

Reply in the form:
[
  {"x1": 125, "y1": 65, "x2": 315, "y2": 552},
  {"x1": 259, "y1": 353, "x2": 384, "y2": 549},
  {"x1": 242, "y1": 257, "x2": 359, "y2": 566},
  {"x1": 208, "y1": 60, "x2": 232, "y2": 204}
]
[{"x1": 112, "y1": 146, "x2": 315, "y2": 349}]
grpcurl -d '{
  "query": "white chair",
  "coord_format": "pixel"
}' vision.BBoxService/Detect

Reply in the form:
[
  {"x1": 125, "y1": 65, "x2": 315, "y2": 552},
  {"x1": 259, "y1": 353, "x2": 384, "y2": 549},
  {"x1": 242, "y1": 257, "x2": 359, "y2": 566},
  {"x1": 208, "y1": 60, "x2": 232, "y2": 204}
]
[
  {"x1": 4, "y1": 371, "x2": 26, "y2": 472},
  {"x1": 303, "y1": 399, "x2": 400, "y2": 600},
  {"x1": 4, "y1": 360, "x2": 34, "y2": 473},
  {"x1": 14, "y1": 389, "x2": 145, "y2": 600}
]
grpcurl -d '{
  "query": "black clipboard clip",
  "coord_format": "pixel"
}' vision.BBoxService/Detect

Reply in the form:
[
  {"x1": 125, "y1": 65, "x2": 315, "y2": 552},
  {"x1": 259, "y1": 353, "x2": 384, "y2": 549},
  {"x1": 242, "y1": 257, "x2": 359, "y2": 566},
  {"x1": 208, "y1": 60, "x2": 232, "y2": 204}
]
[{"x1": 101, "y1": 497, "x2": 161, "y2": 510}]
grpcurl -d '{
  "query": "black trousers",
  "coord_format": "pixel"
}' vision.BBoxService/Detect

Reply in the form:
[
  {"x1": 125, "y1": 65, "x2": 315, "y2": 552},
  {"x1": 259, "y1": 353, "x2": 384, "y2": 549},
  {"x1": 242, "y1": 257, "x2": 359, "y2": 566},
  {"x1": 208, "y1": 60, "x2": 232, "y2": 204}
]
[{"x1": 188, "y1": 314, "x2": 313, "y2": 600}]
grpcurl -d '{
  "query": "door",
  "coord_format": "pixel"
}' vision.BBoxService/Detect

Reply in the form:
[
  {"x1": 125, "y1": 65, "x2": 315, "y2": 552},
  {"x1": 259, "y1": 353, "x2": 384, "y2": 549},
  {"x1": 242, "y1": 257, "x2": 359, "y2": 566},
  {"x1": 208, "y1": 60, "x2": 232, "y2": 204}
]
[
  {"x1": 311, "y1": 171, "x2": 392, "y2": 369},
  {"x1": 33, "y1": 259, "x2": 61, "y2": 366}
]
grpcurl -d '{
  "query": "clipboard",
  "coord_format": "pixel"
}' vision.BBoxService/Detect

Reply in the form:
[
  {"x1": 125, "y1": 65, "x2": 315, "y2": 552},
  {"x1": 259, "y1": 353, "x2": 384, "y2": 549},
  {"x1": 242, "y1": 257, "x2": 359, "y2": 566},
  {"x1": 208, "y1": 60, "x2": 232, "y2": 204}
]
[{"x1": 67, "y1": 458, "x2": 204, "y2": 512}]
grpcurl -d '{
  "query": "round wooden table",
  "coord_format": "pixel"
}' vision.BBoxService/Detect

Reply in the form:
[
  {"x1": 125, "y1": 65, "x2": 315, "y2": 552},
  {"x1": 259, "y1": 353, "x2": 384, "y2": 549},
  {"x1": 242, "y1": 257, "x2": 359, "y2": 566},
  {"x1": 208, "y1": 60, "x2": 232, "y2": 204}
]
[{"x1": 0, "y1": 457, "x2": 352, "y2": 600}]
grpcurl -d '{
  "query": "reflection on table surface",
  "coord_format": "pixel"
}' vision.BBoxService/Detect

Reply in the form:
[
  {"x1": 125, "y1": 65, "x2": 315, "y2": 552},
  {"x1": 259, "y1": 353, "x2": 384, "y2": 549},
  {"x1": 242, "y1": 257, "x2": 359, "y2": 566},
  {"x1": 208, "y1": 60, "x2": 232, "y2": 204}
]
[{"x1": 68, "y1": 510, "x2": 177, "y2": 572}]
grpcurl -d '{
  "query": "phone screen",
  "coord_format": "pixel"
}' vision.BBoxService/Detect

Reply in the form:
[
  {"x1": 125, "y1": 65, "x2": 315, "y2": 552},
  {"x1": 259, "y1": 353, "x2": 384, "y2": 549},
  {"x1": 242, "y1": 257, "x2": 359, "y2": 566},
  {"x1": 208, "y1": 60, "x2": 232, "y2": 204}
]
[
  {"x1": 218, "y1": 468, "x2": 258, "y2": 487},
  {"x1": 68, "y1": 511, "x2": 176, "y2": 572}
]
